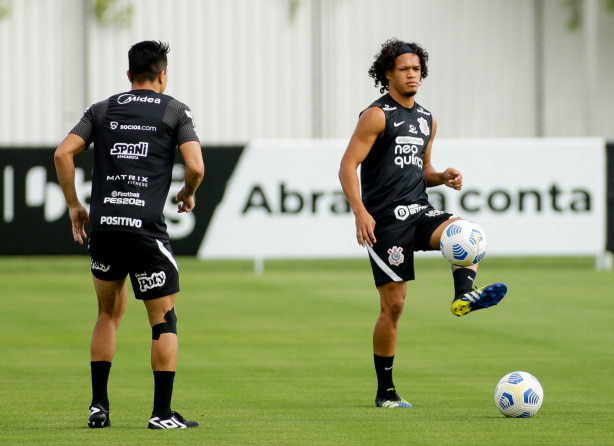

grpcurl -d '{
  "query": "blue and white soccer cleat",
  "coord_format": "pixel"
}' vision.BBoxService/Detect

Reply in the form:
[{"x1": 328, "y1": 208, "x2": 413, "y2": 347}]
[
  {"x1": 375, "y1": 389, "x2": 413, "y2": 408},
  {"x1": 451, "y1": 282, "x2": 507, "y2": 316}
]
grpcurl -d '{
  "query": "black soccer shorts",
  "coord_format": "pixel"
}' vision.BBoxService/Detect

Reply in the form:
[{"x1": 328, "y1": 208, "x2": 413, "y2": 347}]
[
  {"x1": 88, "y1": 231, "x2": 180, "y2": 300},
  {"x1": 366, "y1": 205, "x2": 455, "y2": 288}
]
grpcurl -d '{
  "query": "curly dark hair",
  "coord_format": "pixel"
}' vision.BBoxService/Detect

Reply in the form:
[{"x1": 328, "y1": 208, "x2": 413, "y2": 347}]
[
  {"x1": 128, "y1": 40, "x2": 170, "y2": 83},
  {"x1": 368, "y1": 38, "x2": 429, "y2": 94}
]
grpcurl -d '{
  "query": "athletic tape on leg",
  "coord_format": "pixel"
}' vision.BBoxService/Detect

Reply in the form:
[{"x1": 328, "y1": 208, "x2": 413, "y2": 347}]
[{"x1": 152, "y1": 307, "x2": 177, "y2": 340}]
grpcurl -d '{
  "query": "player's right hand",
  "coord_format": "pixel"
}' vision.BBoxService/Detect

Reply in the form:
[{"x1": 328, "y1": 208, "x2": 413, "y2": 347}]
[
  {"x1": 69, "y1": 205, "x2": 89, "y2": 245},
  {"x1": 355, "y1": 209, "x2": 376, "y2": 247}
]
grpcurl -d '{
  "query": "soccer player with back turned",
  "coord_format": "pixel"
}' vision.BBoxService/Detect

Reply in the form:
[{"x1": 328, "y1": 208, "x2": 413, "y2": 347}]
[
  {"x1": 55, "y1": 41, "x2": 204, "y2": 428},
  {"x1": 339, "y1": 39, "x2": 508, "y2": 408}
]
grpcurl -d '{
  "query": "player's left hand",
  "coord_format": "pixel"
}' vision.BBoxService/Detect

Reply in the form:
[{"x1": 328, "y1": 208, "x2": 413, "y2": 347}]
[
  {"x1": 175, "y1": 187, "x2": 196, "y2": 213},
  {"x1": 443, "y1": 168, "x2": 462, "y2": 190}
]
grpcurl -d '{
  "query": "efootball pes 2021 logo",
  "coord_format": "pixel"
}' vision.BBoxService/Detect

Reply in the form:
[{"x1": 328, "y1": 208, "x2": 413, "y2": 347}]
[{"x1": 387, "y1": 246, "x2": 404, "y2": 266}]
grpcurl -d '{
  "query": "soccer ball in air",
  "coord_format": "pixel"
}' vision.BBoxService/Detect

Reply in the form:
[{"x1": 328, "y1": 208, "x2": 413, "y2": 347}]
[
  {"x1": 494, "y1": 371, "x2": 544, "y2": 418},
  {"x1": 439, "y1": 220, "x2": 487, "y2": 266}
]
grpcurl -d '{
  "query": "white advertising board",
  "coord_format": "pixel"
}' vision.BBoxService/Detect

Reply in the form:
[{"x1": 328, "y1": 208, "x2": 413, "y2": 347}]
[
  {"x1": 198, "y1": 138, "x2": 606, "y2": 261},
  {"x1": 198, "y1": 140, "x2": 356, "y2": 258},
  {"x1": 428, "y1": 138, "x2": 606, "y2": 257}
]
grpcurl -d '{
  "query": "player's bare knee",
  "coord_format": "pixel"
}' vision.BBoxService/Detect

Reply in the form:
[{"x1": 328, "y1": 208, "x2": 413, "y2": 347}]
[
  {"x1": 381, "y1": 298, "x2": 405, "y2": 320},
  {"x1": 98, "y1": 308, "x2": 124, "y2": 326},
  {"x1": 390, "y1": 300, "x2": 405, "y2": 318},
  {"x1": 151, "y1": 307, "x2": 177, "y2": 340}
]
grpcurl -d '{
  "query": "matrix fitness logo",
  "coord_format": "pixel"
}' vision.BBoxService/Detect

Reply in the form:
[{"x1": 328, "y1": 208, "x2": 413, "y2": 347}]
[{"x1": 106, "y1": 174, "x2": 149, "y2": 188}]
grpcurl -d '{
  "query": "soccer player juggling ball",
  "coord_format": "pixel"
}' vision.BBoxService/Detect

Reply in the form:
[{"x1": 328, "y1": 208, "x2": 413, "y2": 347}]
[
  {"x1": 338, "y1": 38, "x2": 508, "y2": 408},
  {"x1": 55, "y1": 41, "x2": 204, "y2": 429}
]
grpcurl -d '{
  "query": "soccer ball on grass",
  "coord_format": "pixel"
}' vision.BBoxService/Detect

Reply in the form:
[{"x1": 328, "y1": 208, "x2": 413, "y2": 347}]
[
  {"x1": 439, "y1": 220, "x2": 487, "y2": 266},
  {"x1": 494, "y1": 371, "x2": 544, "y2": 418}
]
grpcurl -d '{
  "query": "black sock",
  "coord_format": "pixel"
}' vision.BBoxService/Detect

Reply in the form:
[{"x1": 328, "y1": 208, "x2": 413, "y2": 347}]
[
  {"x1": 152, "y1": 371, "x2": 175, "y2": 418},
  {"x1": 453, "y1": 268, "x2": 477, "y2": 298},
  {"x1": 374, "y1": 354, "x2": 395, "y2": 397},
  {"x1": 90, "y1": 361, "x2": 111, "y2": 409}
]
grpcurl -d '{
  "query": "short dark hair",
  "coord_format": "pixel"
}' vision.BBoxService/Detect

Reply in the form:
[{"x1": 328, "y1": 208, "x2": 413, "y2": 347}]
[
  {"x1": 368, "y1": 38, "x2": 429, "y2": 94},
  {"x1": 128, "y1": 40, "x2": 170, "y2": 83}
]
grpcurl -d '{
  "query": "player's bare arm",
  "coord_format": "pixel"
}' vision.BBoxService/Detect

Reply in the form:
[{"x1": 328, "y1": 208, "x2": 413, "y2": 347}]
[
  {"x1": 339, "y1": 106, "x2": 385, "y2": 247},
  {"x1": 54, "y1": 133, "x2": 89, "y2": 244},
  {"x1": 176, "y1": 140, "x2": 205, "y2": 213},
  {"x1": 423, "y1": 118, "x2": 463, "y2": 190}
]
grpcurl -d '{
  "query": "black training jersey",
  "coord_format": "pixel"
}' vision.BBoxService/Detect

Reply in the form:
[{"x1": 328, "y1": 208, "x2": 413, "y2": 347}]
[
  {"x1": 70, "y1": 89, "x2": 199, "y2": 239},
  {"x1": 360, "y1": 94, "x2": 434, "y2": 228}
]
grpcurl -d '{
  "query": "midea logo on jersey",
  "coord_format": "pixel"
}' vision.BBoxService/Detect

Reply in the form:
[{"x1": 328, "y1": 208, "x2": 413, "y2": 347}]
[
  {"x1": 117, "y1": 93, "x2": 161, "y2": 105},
  {"x1": 136, "y1": 271, "x2": 166, "y2": 293},
  {"x1": 417, "y1": 107, "x2": 430, "y2": 116},
  {"x1": 111, "y1": 142, "x2": 149, "y2": 159}
]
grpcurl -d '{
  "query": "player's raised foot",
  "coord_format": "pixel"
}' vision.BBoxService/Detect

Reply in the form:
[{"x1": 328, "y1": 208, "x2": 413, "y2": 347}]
[
  {"x1": 148, "y1": 411, "x2": 199, "y2": 429},
  {"x1": 375, "y1": 388, "x2": 412, "y2": 408},
  {"x1": 88, "y1": 404, "x2": 111, "y2": 428},
  {"x1": 451, "y1": 282, "x2": 508, "y2": 317}
]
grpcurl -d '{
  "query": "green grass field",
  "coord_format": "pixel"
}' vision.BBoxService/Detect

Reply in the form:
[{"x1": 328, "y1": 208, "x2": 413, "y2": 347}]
[{"x1": 1, "y1": 256, "x2": 613, "y2": 445}]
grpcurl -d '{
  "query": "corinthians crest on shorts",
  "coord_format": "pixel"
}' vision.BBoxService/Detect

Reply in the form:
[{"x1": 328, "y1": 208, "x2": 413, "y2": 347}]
[{"x1": 387, "y1": 246, "x2": 404, "y2": 266}]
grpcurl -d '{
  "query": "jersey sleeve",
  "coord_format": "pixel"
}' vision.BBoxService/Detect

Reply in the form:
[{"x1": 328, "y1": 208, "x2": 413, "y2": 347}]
[
  {"x1": 164, "y1": 99, "x2": 200, "y2": 147},
  {"x1": 70, "y1": 100, "x2": 109, "y2": 149}
]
